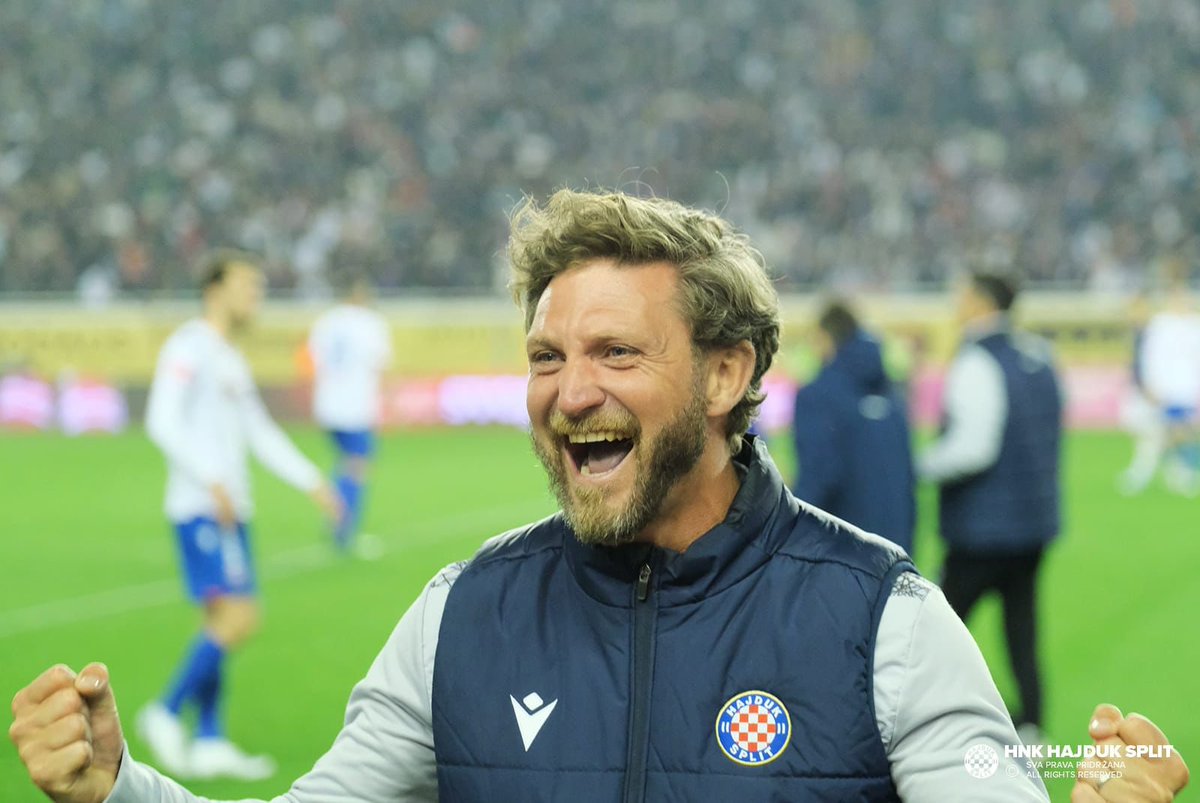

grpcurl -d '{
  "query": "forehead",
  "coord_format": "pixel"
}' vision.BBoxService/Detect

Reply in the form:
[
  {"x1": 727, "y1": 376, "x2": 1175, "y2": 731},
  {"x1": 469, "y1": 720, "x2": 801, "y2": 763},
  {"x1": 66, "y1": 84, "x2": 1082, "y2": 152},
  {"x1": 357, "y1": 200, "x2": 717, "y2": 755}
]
[
  {"x1": 226, "y1": 262, "x2": 263, "y2": 286},
  {"x1": 529, "y1": 260, "x2": 685, "y2": 338}
]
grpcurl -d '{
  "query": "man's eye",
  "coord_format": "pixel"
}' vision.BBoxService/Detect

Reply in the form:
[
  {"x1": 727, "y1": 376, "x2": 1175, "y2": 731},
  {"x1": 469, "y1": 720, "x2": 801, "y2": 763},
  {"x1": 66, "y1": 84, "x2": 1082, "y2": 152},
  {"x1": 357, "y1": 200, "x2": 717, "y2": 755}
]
[
  {"x1": 606, "y1": 345, "x2": 636, "y2": 359},
  {"x1": 530, "y1": 351, "x2": 560, "y2": 364}
]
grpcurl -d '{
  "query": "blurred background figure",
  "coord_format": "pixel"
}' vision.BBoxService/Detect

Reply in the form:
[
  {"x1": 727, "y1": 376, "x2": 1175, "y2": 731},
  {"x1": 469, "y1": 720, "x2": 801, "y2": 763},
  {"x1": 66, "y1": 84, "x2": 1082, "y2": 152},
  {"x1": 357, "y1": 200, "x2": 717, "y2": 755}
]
[
  {"x1": 918, "y1": 271, "x2": 1063, "y2": 747},
  {"x1": 791, "y1": 300, "x2": 915, "y2": 554},
  {"x1": 141, "y1": 252, "x2": 338, "y2": 781},
  {"x1": 1117, "y1": 293, "x2": 1166, "y2": 495},
  {"x1": 308, "y1": 274, "x2": 394, "y2": 553},
  {"x1": 1139, "y1": 261, "x2": 1200, "y2": 497}
]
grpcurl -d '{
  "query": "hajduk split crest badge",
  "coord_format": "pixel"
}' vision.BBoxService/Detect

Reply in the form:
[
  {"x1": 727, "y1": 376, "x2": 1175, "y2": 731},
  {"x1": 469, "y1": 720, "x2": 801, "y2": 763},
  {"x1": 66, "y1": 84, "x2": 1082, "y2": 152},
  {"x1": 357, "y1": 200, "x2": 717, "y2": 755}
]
[{"x1": 715, "y1": 690, "x2": 791, "y2": 766}]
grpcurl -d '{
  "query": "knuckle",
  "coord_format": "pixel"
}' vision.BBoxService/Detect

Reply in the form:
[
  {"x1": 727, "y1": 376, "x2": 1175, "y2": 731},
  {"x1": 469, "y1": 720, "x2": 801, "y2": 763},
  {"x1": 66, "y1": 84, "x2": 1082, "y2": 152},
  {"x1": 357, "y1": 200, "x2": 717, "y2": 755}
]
[
  {"x1": 28, "y1": 759, "x2": 52, "y2": 787},
  {"x1": 56, "y1": 688, "x2": 83, "y2": 714},
  {"x1": 18, "y1": 739, "x2": 37, "y2": 765},
  {"x1": 11, "y1": 688, "x2": 27, "y2": 717},
  {"x1": 69, "y1": 712, "x2": 88, "y2": 739}
]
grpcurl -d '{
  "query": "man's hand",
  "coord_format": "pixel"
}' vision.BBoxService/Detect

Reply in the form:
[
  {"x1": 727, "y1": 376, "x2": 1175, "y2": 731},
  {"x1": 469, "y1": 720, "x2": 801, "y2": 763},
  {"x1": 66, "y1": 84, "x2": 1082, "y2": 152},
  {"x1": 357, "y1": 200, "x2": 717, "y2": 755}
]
[
  {"x1": 9, "y1": 663, "x2": 124, "y2": 803},
  {"x1": 1072, "y1": 704, "x2": 1189, "y2": 802},
  {"x1": 210, "y1": 483, "x2": 237, "y2": 530},
  {"x1": 309, "y1": 481, "x2": 343, "y2": 523}
]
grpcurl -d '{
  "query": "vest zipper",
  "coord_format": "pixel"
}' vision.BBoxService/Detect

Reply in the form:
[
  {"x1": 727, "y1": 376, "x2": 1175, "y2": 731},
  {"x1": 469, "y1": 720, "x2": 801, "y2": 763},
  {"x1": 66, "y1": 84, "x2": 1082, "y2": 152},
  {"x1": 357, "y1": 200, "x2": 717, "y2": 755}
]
[{"x1": 622, "y1": 561, "x2": 656, "y2": 803}]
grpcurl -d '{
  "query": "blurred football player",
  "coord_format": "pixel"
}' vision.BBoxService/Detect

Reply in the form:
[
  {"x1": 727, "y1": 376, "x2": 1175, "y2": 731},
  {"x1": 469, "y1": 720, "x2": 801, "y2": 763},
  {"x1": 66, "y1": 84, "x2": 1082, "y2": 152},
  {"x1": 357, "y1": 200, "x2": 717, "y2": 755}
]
[
  {"x1": 1140, "y1": 263, "x2": 1200, "y2": 496},
  {"x1": 140, "y1": 251, "x2": 339, "y2": 780},
  {"x1": 1116, "y1": 293, "x2": 1166, "y2": 495},
  {"x1": 308, "y1": 274, "x2": 393, "y2": 552}
]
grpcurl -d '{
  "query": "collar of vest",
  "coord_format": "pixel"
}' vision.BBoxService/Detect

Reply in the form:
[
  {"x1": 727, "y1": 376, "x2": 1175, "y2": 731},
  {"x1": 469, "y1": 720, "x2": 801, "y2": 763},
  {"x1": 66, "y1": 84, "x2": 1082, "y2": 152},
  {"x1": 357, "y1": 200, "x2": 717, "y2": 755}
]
[{"x1": 561, "y1": 434, "x2": 791, "y2": 608}]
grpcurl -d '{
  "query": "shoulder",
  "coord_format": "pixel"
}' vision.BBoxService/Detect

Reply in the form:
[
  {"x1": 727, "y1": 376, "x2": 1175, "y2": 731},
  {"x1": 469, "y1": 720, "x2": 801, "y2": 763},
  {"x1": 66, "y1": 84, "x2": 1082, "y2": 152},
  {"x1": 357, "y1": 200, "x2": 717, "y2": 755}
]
[
  {"x1": 1011, "y1": 331, "x2": 1056, "y2": 365},
  {"x1": 460, "y1": 514, "x2": 566, "y2": 575},
  {"x1": 367, "y1": 308, "x2": 389, "y2": 328},
  {"x1": 950, "y1": 341, "x2": 1006, "y2": 383},
  {"x1": 310, "y1": 308, "x2": 334, "y2": 331},
  {"x1": 777, "y1": 497, "x2": 911, "y2": 580},
  {"x1": 794, "y1": 369, "x2": 845, "y2": 409},
  {"x1": 159, "y1": 320, "x2": 210, "y2": 363}
]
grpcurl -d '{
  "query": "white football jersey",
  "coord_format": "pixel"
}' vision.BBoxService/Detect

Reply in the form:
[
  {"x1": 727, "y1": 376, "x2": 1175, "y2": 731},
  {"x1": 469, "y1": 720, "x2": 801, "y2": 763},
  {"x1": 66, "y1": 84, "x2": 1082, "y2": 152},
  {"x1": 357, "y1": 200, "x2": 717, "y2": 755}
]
[
  {"x1": 308, "y1": 304, "x2": 393, "y2": 431},
  {"x1": 1141, "y1": 310, "x2": 1200, "y2": 408},
  {"x1": 146, "y1": 319, "x2": 322, "y2": 521}
]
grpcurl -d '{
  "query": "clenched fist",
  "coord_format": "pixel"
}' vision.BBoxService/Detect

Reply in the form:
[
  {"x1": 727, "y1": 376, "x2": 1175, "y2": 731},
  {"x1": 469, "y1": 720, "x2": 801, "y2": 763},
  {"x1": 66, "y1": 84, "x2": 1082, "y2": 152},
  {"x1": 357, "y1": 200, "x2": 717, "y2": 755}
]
[{"x1": 10, "y1": 663, "x2": 124, "y2": 803}]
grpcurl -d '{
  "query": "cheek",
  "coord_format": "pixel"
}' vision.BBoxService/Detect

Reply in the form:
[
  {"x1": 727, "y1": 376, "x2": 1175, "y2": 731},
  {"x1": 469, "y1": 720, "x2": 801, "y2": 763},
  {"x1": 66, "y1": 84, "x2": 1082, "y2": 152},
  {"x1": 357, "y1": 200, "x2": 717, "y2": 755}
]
[{"x1": 526, "y1": 377, "x2": 554, "y2": 425}]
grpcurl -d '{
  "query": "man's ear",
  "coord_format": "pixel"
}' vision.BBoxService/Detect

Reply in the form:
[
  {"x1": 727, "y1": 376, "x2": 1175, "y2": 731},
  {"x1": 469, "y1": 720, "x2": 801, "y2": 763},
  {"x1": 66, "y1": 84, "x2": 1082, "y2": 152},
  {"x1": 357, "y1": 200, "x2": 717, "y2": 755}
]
[{"x1": 705, "y1": 341, "x2": 756, "y2": 418}]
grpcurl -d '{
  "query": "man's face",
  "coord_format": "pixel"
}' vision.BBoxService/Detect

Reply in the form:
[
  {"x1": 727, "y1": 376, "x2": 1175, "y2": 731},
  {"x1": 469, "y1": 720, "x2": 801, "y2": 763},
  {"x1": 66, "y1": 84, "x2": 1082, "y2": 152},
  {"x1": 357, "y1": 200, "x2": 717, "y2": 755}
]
[
  {"x1": 220, "y1": 263, "x2": 265, "y2": 331},
  {"x1": 526, "y1": 260, "x2": 710, "y2": 547},
  {"x1": 954, "y1": 280, "x2": 983, "y2": 327},
  {"x1": 813, "y1": 327, "x2": 835, "y2": 363}
]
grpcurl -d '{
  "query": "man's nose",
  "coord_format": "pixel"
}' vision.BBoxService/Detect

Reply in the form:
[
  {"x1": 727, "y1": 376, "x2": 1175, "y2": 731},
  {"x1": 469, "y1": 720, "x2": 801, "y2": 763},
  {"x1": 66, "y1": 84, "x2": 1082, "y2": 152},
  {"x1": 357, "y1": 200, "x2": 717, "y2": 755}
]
[{"x1": 556, "y1": 357, "x2": 605, "y2": 418}]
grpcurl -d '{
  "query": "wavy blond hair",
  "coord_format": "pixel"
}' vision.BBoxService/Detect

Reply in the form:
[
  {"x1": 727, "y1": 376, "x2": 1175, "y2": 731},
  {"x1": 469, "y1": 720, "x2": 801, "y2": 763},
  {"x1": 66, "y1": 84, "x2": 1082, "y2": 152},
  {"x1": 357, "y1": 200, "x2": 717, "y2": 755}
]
[{"x1": 508, "y1": 189, "x2": 780, "y2": 452}]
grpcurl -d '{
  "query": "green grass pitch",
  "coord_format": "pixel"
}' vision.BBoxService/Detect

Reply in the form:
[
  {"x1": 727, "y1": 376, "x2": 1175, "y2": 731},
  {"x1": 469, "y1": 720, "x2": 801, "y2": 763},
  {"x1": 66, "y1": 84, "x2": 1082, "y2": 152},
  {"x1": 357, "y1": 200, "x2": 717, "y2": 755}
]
[{"x1": 1, "y1": 427, "x2": 1197, "y2": 801}]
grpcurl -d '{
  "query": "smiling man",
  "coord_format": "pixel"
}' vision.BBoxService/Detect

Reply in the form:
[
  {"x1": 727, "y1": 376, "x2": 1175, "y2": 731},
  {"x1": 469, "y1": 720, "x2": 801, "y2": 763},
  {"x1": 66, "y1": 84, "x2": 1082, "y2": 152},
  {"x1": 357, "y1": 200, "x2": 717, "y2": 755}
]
[{"x1": 12, "y1": 191, "x2": 1062, "y2": 802}]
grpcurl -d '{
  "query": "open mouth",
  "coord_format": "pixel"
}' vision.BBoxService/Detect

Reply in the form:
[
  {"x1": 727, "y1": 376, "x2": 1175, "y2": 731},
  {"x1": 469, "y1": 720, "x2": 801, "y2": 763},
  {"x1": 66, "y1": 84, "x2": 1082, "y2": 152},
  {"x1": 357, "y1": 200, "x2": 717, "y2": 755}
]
[{"x1": 563, "y1": 431, "x2": 635, "y2": 478}]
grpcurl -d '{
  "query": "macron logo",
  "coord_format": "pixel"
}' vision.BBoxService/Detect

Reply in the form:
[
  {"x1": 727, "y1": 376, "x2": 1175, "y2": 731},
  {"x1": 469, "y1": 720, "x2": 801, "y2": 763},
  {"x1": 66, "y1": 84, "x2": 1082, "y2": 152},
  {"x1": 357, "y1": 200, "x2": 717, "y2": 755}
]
[{"x1": 510, "y1": 692, "x2": 558, "y2": 751}]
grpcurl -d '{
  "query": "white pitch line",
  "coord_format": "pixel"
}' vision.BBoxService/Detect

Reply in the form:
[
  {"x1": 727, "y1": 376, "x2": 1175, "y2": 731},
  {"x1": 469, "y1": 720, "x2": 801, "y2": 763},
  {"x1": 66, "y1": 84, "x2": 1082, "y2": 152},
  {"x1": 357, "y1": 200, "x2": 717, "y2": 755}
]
[{"x1": 0, "y1": 499, "x2": 549, "y2": 640}]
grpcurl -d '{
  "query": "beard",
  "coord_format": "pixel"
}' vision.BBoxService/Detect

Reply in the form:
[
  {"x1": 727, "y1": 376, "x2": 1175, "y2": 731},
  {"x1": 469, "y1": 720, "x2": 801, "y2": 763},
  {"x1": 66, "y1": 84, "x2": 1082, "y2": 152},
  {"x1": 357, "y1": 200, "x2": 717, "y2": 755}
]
[{"x1": 531, "y1": 380, "x2": 708, "y2": 547}]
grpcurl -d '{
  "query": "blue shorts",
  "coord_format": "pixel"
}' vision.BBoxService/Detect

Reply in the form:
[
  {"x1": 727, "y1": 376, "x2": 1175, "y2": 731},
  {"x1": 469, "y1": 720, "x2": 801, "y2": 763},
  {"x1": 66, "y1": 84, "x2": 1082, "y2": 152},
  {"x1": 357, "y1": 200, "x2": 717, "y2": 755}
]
[
  {"x1": 1164, "y1": 406, "x2": 1197, "y2": 425},
  {"x1": 329, "y1": 429, "x2": 376, "y2": 458},
  {"x1": 173, "y1": 518, "x2": 257, "y2": 603}
]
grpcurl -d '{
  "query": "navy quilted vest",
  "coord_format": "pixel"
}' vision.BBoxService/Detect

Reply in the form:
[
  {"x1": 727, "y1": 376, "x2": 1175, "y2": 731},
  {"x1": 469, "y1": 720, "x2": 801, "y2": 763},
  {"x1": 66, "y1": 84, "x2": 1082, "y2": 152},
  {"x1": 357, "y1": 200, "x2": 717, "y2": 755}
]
[
  {"x1": 939, "y1": 332, "x2": 1063, "y2": 554},
  {"x1": 433, "y1": 437, "x2": 910, "y2": 802}
]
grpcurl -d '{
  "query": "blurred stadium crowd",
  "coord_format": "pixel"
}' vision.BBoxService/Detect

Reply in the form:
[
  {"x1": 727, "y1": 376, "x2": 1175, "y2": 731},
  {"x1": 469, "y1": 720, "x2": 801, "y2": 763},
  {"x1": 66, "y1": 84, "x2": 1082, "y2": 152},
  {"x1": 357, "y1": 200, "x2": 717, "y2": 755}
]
[{"x1": 3, "y1": 0, "x2": 1200, "y2": 297}]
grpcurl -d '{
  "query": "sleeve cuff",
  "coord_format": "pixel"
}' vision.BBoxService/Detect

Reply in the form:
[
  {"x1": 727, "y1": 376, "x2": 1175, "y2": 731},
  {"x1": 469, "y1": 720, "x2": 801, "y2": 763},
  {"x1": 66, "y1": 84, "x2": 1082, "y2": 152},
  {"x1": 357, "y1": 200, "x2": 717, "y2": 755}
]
[{"x1": 101, "y1": 743, "x2": 134, "y2": 803}]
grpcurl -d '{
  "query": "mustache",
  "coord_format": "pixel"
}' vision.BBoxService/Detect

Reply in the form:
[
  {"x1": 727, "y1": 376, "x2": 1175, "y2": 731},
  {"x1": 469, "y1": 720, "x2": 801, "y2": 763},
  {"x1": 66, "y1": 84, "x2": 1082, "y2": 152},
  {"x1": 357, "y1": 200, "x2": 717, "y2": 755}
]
[{"x1": 546, "y1": 409, "x2": 641, "y2": 439}]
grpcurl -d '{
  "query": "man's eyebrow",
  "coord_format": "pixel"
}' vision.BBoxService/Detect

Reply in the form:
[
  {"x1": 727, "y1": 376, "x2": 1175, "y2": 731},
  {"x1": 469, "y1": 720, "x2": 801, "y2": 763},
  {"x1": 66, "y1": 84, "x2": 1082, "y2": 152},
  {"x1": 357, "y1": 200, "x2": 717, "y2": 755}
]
[{"x1": 525, "y1": 336, "x2": 557, "y2": 352}]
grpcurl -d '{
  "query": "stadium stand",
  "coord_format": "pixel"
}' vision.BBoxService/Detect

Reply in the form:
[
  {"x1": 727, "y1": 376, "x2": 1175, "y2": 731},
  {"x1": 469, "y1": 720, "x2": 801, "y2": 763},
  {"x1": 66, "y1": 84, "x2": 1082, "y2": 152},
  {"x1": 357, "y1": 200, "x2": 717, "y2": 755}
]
[{"x1": 2, "y1": 1, "x2": 1199, "y2": 295}]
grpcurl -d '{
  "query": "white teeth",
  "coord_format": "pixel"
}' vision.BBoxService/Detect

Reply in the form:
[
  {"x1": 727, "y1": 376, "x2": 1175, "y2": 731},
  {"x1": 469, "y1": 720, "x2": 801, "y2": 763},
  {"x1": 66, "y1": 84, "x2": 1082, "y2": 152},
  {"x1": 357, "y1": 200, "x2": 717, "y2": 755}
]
[
  {"x1": 580, "y1": 465, "x2": 591, "y2": 476},
  {"x1": 566, "y1": 431, "x2": 629, "y2": 444}
]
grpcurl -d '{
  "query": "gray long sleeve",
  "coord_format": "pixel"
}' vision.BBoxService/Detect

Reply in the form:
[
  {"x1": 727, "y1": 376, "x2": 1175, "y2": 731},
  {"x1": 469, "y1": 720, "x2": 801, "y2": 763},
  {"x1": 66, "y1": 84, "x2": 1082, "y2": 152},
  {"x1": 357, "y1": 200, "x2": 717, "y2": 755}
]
[
  {"x1": 107, "y1": 564, "x2": 1046, "y2": 801},
  {"x1": 918, "y1": 343, "x2": 1008, "y2": 483},
  {"x1": 874, "y1": 573, "x2": 1048, "y2": 800},
  {"x1": 104, "y1": 563, "x2": 461, "y2": 803}
]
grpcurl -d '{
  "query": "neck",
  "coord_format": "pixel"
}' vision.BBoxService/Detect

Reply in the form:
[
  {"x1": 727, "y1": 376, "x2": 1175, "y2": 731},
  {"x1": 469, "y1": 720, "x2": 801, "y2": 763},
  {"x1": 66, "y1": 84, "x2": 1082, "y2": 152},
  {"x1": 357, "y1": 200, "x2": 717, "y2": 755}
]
[
  {"x1": 637, "y1": 440, "x2": 741, "y2": 554},
  {"x1": 964, "y1": 310, "x2": 1004, "y2": 335},
  {"x1": 204, "y1": 308, "x2": 231, "y2": 339}
]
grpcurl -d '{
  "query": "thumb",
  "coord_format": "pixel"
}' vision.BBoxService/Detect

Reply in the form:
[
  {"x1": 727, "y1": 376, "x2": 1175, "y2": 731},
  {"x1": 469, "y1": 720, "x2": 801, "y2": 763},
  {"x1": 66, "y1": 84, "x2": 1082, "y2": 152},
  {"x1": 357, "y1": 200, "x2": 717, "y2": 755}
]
[
  {"x1": 75, "y1": 663, "x2": 124, "y2": 773},
  {"x1": 1088, "y1": 703, "x2": 1123, "y2": 742}
]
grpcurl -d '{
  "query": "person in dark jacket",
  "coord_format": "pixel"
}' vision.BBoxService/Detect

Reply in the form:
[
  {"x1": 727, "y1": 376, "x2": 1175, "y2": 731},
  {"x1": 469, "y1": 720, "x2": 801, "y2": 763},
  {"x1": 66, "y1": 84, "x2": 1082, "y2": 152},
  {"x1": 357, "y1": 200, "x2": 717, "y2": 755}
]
[
  {"x1": 919, "y1": 270, "x2": 1062, "y2": 747},
  {"x1": 792, "y1": 301, "x2": 916, "y2": 553}
]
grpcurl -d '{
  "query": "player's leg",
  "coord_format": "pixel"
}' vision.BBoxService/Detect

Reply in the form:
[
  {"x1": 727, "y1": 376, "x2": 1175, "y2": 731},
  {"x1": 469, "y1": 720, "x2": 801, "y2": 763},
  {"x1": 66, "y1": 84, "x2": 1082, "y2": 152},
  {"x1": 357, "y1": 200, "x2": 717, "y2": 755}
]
[
  {"x1": 1163, "y1": 407, "x2": 1200, "y2": 496},
  {"x1": 142, "y1": 519, "x2": 272, "y2": 780},
  {"x1": 139, "y1": 517, "x2": 235, "y2": 775},
  {"x1": 185, "y1": 523, "x2": 274, "y2": 780},
  {"x1": 330, "y1": 429, "x2": 375, "y2": 549},
  {"x1": 1117, "y1": 390, "x2": 1164, "y2": 495},
  {"x1": 999, "y1": 548, "x2": 1044, "y2": 742},
  {"x1": 194, "y1": 594, "x2": 260, "y2": 741},
  {"x1": 939, "y1": 549, "x2": 994, "y2": 623}
]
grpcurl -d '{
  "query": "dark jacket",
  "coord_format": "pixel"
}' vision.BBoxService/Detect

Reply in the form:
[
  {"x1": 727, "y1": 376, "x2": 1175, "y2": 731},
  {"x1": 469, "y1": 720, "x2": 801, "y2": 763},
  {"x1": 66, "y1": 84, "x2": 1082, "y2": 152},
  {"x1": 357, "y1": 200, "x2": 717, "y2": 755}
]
[
  {"x1": 939, "y1": 331, "x2": 1062, "y2": 554},
  {"x1": 792, "y1": 333, "x2": 916, "y2": 554},
  {"x1": 432, "y1": 437, "x2": 911, "y2": 802}
]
